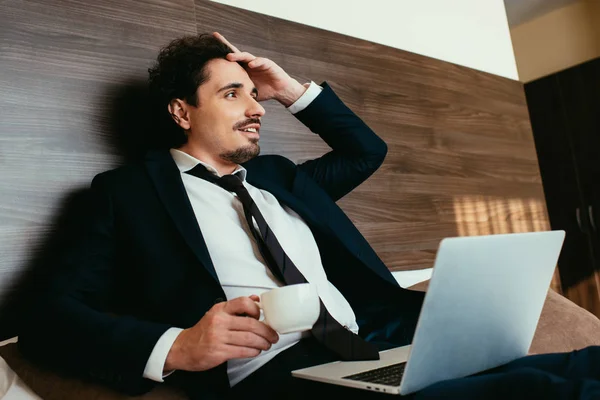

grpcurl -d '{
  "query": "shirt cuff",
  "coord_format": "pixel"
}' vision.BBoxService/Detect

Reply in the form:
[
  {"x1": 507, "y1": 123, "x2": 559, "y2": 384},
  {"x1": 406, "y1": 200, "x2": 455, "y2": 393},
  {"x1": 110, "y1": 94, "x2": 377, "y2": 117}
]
[
  {"x1": 143, "y1": 327, "x2": 184, "y2": 382},
  {"x1": 286, "y1": 81, "x2": 323, "y2": 114}
]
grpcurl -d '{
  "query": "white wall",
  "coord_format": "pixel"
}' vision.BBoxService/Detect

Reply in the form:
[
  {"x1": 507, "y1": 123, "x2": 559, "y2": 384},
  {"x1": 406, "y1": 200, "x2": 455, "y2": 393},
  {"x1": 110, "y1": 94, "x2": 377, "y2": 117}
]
[{"x1": 211, "y1": 0, "x2": 519, "y2": 80}]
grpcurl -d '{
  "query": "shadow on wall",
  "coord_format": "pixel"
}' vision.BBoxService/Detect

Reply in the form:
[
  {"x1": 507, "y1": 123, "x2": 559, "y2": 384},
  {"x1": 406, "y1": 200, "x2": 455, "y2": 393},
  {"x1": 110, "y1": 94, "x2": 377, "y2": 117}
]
[
  {"x1": 1, "y1": 188, "x2": 93, "y2": 340},
  {"x1": 106, "y1": 77, "x2": 181, "y2": 163},
  {"x1": 0, "y1": 79, "x2": 179, "y2": 340}
]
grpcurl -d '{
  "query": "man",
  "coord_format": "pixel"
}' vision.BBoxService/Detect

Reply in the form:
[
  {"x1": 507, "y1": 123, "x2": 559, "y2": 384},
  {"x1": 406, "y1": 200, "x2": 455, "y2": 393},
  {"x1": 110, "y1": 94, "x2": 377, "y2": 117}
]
[
  {"x1": 17, "y1": 32, "x2": 422, "y2": 399},
  {"x1": 18, "y1": 32, "x2": 600, "y2": 400}
]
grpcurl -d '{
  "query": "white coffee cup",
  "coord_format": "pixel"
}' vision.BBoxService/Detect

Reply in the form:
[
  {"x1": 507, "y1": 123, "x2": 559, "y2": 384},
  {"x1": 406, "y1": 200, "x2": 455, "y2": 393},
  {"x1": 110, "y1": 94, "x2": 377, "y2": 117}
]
[{"x1": 256, "y1": 283, "x2": 320, "y2": 334}]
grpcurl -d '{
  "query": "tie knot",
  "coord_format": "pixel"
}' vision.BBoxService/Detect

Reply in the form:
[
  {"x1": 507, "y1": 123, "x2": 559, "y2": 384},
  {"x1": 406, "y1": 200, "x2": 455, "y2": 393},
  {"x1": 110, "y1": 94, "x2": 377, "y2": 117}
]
[
  {"x1": 185, "y1": 164, "x2": 218, "y2": 183},
  {"x1": 185, "y1": 165, "x2": 245, "y2": 194},
  {"x1": 217, "y1": 174, "x2": 245, "y2": 193}
]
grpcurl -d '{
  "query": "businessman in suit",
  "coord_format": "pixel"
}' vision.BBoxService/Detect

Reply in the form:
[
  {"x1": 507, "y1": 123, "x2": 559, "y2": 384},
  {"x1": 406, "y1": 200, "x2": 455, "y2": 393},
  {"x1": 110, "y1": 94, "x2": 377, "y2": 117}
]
[
  {"x1": 17, "y1": 32, "x2": 422, "y2": 398},
  {"x1": 18, "y1": 32, "x2": 600, "y2": 400}
]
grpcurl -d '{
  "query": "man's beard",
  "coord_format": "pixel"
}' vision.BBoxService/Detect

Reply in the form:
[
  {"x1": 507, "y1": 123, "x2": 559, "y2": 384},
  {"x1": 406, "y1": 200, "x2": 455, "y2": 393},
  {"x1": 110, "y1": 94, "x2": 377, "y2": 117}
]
[{"x1": 219, "y1": 139, "x2": 260, "y2": 164}]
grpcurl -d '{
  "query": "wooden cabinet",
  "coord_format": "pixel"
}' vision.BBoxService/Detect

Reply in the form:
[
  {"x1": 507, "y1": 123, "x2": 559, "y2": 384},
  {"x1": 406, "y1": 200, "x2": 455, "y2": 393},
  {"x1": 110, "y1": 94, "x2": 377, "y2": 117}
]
[{"x1": 526, "y1": 58, "x2": 600, "y2": 316}]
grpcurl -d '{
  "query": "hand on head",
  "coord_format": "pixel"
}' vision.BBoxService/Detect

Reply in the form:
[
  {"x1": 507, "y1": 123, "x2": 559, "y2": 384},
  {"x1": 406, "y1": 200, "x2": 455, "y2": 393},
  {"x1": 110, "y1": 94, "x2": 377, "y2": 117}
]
[{"x1": 212, "y1": 32, "x2": 306, "y2": 107}]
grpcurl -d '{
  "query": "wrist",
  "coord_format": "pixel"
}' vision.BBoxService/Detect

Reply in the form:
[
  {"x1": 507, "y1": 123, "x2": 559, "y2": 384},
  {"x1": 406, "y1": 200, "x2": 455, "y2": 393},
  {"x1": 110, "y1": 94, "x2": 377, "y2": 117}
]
[
  {"x1": 275, "y1": 79, "x2": 307, "y2": 107},
  {"x1": 164, "y1": 329, "x2": 187, "y2": 372}
]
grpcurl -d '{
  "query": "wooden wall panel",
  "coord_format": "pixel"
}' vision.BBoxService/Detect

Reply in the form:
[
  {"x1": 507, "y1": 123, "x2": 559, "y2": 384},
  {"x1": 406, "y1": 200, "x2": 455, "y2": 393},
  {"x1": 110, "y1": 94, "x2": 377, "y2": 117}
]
[
  {"x1": 195, "y1": 1, "x2": 551, "y2": 272},
  {"x1": 0, "y1": 0, "x2": 197, "y2": 339}
]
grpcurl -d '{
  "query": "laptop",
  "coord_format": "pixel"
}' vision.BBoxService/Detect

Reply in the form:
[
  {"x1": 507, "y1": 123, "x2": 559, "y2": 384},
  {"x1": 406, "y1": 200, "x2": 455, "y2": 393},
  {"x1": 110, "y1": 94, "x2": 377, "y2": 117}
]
[{"x1": 292, "y1": 230, "x2": 566, "y2": 395}]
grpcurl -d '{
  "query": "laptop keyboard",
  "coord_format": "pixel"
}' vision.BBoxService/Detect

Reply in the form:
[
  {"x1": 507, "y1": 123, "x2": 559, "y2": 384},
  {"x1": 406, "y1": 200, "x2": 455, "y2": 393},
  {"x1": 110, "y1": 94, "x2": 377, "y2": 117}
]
[{"x1": 342, "y1": 362, "x2": 407, "y2": 386}]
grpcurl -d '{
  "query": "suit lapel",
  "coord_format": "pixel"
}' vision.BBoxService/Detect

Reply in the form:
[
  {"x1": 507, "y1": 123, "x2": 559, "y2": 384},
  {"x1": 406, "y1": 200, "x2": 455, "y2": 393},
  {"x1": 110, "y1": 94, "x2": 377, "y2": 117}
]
[
  {"x1": 144, "y1": 150, "x2": 220, "y2": 283},
  {"x1": 248, "y1": 165, "x2": 399, "y2": 288},
  {"x1": 246, "y1": 170, "x2": 331, "y2": 235}
]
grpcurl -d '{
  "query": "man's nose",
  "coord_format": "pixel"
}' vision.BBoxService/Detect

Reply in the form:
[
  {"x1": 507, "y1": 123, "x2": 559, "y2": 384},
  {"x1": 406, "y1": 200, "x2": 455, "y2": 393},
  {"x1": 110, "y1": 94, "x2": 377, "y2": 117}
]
[{"x1": 246, "y1": 99, "x2": 265, "y2": 118}]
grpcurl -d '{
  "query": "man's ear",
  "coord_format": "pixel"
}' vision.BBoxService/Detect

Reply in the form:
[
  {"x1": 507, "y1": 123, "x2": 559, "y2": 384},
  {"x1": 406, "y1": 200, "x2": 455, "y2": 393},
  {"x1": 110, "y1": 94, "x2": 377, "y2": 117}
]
[{"x1": 168, "y1": 99, "x2": 191, "y2": 130}]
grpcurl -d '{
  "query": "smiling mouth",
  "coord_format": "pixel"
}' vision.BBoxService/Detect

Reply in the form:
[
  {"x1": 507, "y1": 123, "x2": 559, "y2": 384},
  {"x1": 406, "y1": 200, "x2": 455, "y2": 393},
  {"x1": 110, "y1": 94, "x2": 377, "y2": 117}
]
[
  {"x1": 239, "y1": 127, "x2": 258, "y2": 133},
  {"x1": 238, "y1": 127, "x2": 260, "y2": 138}
]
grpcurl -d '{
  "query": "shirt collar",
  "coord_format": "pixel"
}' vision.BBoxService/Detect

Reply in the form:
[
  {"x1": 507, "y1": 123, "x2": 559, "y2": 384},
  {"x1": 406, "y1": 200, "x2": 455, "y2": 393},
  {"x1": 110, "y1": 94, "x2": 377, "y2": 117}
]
[{"x1": 169, "y1": 148, "x2": 248, "y2": 181}]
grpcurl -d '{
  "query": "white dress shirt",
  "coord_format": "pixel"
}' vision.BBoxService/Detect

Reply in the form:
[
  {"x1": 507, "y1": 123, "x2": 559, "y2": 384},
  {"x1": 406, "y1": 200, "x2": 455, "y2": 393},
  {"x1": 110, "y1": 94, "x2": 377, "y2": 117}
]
[{"x1": 143, "y1": 81, "x2": 359, "y2": 387}]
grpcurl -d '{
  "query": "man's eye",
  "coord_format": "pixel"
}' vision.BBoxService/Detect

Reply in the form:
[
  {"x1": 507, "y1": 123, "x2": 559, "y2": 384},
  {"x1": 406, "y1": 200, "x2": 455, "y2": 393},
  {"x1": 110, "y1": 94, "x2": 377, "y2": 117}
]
[{"x1": 226, "y1": 92, "x2": 236, "y2": 98}]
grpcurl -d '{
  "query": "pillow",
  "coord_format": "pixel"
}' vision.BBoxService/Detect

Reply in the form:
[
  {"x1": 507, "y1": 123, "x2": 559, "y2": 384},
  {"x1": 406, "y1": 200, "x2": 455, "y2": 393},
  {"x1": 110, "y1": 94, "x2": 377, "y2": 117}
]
[
  {"x1": 529, "y1": 289, "x2": 600, "y2": 354},
  {"x1": 0, "y1": 342, "x2": 187, "y2": 400},
  {"x1": 0, "y1": 351, "x2": 42, "y2": 399}
]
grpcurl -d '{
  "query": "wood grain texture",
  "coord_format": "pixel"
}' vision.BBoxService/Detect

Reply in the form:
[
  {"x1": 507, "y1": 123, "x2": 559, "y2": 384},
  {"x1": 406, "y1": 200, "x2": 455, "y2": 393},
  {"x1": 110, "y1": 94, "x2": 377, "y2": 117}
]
[
  {"x1": 0, "y1": 0, "x2": 553, "y2": 338},
  {"x1": 0, "y1": 0, "x2": 197, "y2": 339}
]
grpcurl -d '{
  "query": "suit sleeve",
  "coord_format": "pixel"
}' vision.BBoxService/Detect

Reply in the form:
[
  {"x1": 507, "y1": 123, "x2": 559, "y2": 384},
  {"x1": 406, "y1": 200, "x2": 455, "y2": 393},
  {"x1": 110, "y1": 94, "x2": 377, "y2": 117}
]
[
  {"x1": 293, "y1": 82, "x2": 388, "y2": 202},
  {"x1": 18, "y1": 175, "x2": 173, "y2": 396}
]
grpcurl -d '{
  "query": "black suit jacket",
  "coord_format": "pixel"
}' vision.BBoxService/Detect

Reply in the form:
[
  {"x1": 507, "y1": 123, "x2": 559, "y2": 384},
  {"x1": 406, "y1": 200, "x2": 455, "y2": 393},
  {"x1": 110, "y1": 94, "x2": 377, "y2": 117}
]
[{"x1": 19, "y1": 83, "x2": 422, "y2": 398}]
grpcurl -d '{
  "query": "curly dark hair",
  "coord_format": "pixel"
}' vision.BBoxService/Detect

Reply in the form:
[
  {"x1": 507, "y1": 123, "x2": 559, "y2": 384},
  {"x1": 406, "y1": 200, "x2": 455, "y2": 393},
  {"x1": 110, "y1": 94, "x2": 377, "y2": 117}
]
[{"x1": 147, "y1": 34, "x2": 233, "y2": 148}]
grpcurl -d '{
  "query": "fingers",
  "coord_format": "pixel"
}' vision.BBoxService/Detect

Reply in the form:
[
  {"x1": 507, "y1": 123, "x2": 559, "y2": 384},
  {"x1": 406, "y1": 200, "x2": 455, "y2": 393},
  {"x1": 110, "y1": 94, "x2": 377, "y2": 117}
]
[
  {"x1": 226, "y1": 51, "x2": 257, "y2": 64},
  {"x1": 227, "y1": 54, "x2": 272, "y2": 73},
  {"x1": 211, "y1": 33, "x2": 270, "y2": 71},
  {"x1": 247, "y1": 58, "x2": 268, "y2": 69},
  {"x1": 213, "y1": 297, "x2": 279, "y2": 345},
  {"x1": 223, "y1": 296, "x2": 261, "y2": 319},
  {"x1": 226, "y1": 330, "x2": 273, "y2": 351},
  {"x1": 229, "y1": 315, "x2": 279, "y2": 344},
  {"x1": 213, "y1": 32, "x2": 240, "y2": 53}
]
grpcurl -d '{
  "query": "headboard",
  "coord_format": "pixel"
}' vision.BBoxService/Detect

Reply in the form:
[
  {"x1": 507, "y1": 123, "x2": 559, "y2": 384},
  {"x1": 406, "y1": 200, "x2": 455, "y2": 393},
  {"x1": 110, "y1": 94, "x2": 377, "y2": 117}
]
[{"x1": 0, "y1": 0, "x2": 550, "y2": 340}]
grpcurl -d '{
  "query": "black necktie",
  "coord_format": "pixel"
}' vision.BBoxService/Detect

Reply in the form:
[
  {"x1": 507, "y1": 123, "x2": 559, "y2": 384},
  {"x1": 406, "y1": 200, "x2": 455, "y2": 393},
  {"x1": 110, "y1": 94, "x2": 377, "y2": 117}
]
[{"x1": 186, "y1": 164, "x2": 380, "y2": 361}]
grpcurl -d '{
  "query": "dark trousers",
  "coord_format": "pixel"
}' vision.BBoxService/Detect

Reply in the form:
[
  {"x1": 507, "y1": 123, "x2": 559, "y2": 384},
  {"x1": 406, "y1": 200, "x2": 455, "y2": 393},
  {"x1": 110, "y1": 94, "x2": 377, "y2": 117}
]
[
  {"x1": 227, "y1": 289, "x2": 600, "y2": 399},
  {"x1": 230, "y1": 338, "x2": 600, "y2": 399}
]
